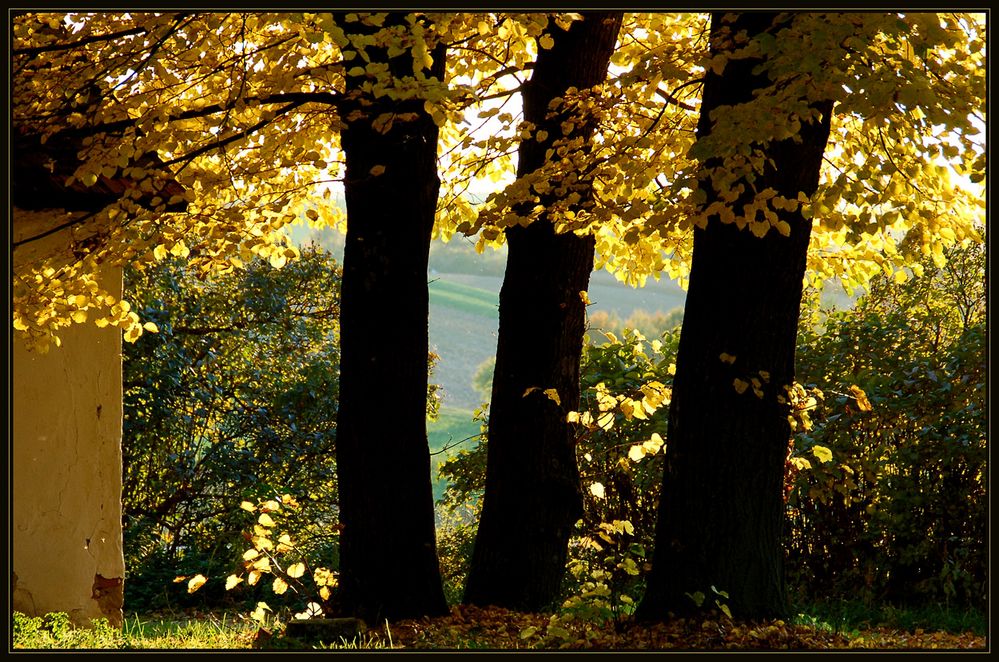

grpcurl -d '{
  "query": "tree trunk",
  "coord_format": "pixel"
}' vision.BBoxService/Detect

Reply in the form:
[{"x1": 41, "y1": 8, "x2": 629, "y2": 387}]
[
  {"x1": 334, "y1": 13, "x2": 448, "y2": 622},
  {"x1": 463, "y1": 12, "x2": 623, "y2": 611},
  {"x1": 637, "y1": 12, "x2": 834, "y2": 620}
]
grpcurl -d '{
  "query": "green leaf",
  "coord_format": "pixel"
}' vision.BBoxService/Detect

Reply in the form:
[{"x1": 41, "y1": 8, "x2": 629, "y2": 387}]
[
  {"x1": 718, "y1": 601, "x2": 733, "y2": 619},
  {"x1": 686, "y1": 591, "x2": 705, "y2": 607}
]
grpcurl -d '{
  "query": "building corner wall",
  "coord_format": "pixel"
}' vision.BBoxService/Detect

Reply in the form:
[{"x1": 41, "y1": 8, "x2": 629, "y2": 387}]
[{"x1": 12, "y1": 264, "x2": 125, "y2": 628}]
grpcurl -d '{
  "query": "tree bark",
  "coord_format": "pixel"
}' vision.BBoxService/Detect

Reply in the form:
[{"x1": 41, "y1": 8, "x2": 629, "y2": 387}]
[
  {"x1": 334, "y1": 13, "x2": 448, "y2": 622},
  {"x1": 463, "y1": 12, "x2": 623, "y2": 611},
  {"x1": 637, "y1": 12, "x2": 834, "y2": 620}
]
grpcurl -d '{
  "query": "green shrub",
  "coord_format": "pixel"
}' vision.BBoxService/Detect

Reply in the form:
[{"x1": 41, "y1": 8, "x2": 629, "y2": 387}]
[
  {"x1": 787, "y1": 240, "x2": 986, "y2": 609},
  {"x1": 437, "y1": 328, "x2": 681, "y2": 614},
  {"x1": 122, "y1": 245, "x2": 342, "y2": 609}
]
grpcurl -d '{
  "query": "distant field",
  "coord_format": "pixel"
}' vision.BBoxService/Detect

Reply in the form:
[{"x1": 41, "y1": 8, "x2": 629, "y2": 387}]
[
  {"x1": 428, "y1": 406, "x2": 482, "y2": 503},
  {"x1": 428, "y1": 272, "x2": 686, "y2": 409},
  {"x1": 428, "y1": 278, "x2": 499, "y2": 318}
]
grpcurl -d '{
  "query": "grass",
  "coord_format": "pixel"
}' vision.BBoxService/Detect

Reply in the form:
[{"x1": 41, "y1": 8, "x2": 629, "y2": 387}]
[
  {"x1": 428, "y1": 278, "x2": 498, "y2": 318},
  {"x1": 12, "y1": 611, "x2": 388, "y2": 650},
  {"x1": 428, "y1": 406, "x2": 481, "y2": 502},
  {"x1": 428, "y1": 407, "x2": 481, "y2": 454},
  {"x1": 120, "y1": 612, "x2": 258, "y2": 649},
  {"x1": 791, "y1": 600, "x2": 987, "y2": 637},
  {"x1": 13, "y1": 601, "x2": 985, "y2": 651}
]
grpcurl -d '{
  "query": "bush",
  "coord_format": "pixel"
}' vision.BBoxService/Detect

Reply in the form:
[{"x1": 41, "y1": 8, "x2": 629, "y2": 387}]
[
  {"x1": 437, "y1": 328, "x2": 681, "y2": 615},
  {"x1": 122, "y1": 245, "x2": 342, "y2": 609},
  {"x1": 787, "y1": 240, "x2": 986, "y2": 609}
]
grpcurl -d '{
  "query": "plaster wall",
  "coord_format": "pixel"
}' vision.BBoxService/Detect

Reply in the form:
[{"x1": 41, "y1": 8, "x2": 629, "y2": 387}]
[{"x1": 12, "y1": 212, "x2": 125, "y2": 627}]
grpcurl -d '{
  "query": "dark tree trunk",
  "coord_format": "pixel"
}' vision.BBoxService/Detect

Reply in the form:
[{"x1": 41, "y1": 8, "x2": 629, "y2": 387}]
[
  {"x1": 334, "y1": 13, "x2": 448, "y2": 622},
  {"x1": 463, "y1": 12, "x2": 623, "y2": 611},
  {"x1": 636, "y1": 12, "x2": 834, "y2": 620}
]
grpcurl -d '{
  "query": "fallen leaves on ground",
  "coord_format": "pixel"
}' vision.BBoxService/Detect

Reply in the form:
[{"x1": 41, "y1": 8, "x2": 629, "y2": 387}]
[{"x1": 363, "y1": 605, "x2": 986, "y2": 651}]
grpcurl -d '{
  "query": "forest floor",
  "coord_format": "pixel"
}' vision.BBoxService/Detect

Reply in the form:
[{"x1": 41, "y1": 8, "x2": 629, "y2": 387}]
[
  {"x1": 17, "y1": 605, "x2": 985, "y2": 651},
  {"x1": 206, "y1": 603, "x2": 986, "y2": 651},
  {"x1": 357, "y1": 604, "x2": 986, "y2": 651}
]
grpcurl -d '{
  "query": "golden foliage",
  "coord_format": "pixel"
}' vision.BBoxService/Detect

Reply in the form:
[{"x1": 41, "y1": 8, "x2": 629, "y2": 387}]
[{"x1": 12, "y1": 12, "x2": 985, "y2": 350}]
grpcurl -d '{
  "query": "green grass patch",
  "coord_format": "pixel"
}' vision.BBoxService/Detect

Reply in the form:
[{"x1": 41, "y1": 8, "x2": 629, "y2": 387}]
[
  {"x1": 428, "y1": 279, "x2": 498, "y2": 318},
  {"x1": 428, "y1": 407, "x2": 481, "y2": 502},
  {"x1": 12, "y1": 611, "x2": 389, "y2": 650},
  {"x1": 791, "y1": 600, "x2": 987, "y2": 637}
]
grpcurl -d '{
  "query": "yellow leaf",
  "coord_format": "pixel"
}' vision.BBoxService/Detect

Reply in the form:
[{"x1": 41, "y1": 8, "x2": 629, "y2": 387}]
[
  {"x1": 286, "y1": 562, "x2": 306, "y2": 579},
  {"x1": 252, "y1": 557, "x2": 272, "y2": 572},
  {"x1": 124, "y1": 324, "x2": 142, "y2": 343},
  {"x1": 719, "y1": 352, "x2": 737, "y2": 364},
  {"x1": 369, "y1": 165, "x2": 386, "y2": 176},
  {"x1": 272, "y1": 576, "x2": 289, "y2": 595},
  {"x1": 589, "y1": 482, "x2": 606, "y2": 499},
  {"x1": 248, "y1": 570, "x2": 261, "y2": 586},
  {"x1": 849, "y1": 384, "x2": 872, "y2": 412},
  {"x1": 305, "y1": 209, "x2": 319, "y2": 221},
  {"x1": 142, "y1": 322, "x2": 158, "y2": 333},
  {"x1": 628, "y1": 445, "x2": 646, "y2": 462},
  {"x1": 250, "y1": 602, "x2": 271, "y2": 623},
  {"x1": 543, "y1": 388, "x2": 561, "y2": 406},
  {"x1": 578, "y1": 290, "x2": 591, "y2": 305},
  {"x1": 258, "y1": 513, "x2": 275, "y2": 527},
  {"x1": 187, "y1": 574, "x2": 207, "y2": 594},
  {"x1": 277, "y1": 533, "x2": 294, "y2": 552},
  {"x1": 71, "y1": 309, "x2": 88, "y2": 323},
  {"x1": 596, "y1": 411, "x2": 615, "y2": 431},
  {"x1": 733, "y1": 378, "x2": 750, "y2": 394},
  {"x1": 225, "y1": 575, "x2": 243, "y2": 590},
  {"x1": 240, "y1": 501, "x2": 256, "y2": 512},
  {"x1": 320, "y1": 586, "x2": 331, "y2": 600},
  {"x1": 539, "y1": 34, "x2": 554, "y2": 50},
  {"x1": 812, "y1": 445, "x2": 833, "y2": 464},
  {"x1": 170, "y1": 240, "x2": 189, "y2": 258},
  {"x1": 790, "y1": 457, "x2": 812, "y2": 471},
  {"x1": 243, "y1": 548, "x2": 260, "y2": 561},
  {"x1": 643, "y1": 433, "x2": 665, "y2": 454}
]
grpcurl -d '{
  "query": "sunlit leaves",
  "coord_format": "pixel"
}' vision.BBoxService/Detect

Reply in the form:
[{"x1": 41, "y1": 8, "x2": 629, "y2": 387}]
[
  {"x1": 12, "y1": 11, "x2": 985, "y2": 353},
  {"x1": 186, "y1": 574, "x2": 207, "y2": 594},
  {"x1": 846, "y1": 384, "x2": 872, "y2": 412},
  {"x1": 627, "y1": 432, "x2": 664, "y2": 462}
]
